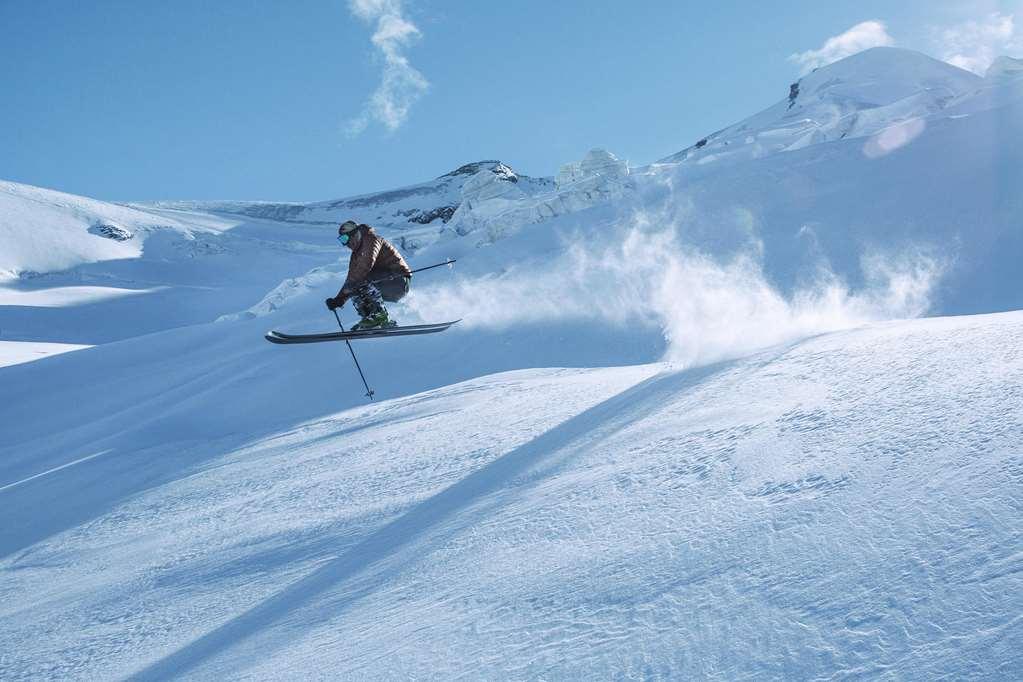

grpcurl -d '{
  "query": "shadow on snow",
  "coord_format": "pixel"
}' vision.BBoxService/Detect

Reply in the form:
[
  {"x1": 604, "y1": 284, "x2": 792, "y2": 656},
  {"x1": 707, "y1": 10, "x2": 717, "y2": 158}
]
[{"x1": 130, "y1": 361, "x2": 731, "y2": 680}]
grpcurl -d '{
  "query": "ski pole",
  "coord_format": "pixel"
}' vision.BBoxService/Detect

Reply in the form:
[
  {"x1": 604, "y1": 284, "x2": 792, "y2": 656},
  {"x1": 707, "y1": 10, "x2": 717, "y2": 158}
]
[
  {"x1": 407, "y1": 258, "x2": 456, "y2": 276},
  {"x1": 368, "y1": 258, "x2": 457, "y2": 285},
  {"x1": 333, "y1": 309, "x2": 375, "y2": 400}
]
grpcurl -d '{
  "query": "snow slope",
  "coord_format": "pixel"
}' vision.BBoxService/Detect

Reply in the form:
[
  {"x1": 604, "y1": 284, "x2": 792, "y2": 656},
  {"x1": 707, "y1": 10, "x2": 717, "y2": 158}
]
[
  {"x1": 2, "y1": 46, "x2": 1022, "y2": 679},
  {"x1": 0, "y1": 181, "x2": 188, "y2": 281},
  {"x1": 0, "y1": 197, "x2": 334, "y2": 345},
  {"x1": 1, "y1": 312, "x2": 1020, "y2": 679}
]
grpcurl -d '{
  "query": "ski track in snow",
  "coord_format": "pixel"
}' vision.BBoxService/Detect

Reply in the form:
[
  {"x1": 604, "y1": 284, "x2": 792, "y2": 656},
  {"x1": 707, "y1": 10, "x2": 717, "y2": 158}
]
[
  {"x1": 1, "y1": 313, "x2": 1021, "y2": 680},
  {"x1": 0, "y1": 449, "x2": 113, "y2": 493}
]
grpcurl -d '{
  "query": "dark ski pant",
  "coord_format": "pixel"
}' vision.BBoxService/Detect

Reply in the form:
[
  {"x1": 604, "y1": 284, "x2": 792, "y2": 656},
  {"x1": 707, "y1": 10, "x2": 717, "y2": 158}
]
[{"x1": 352, "y1": 268, "x2": 410, "y2": 318}]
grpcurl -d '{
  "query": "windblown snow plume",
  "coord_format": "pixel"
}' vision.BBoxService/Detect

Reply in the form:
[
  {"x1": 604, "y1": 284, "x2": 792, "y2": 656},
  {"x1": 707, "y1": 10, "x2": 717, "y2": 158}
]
[
  {"x1": 345, "y1": 0, "x2": 429, "y2": 135},
  {"x1": 789, "y1": 21, "x2": 895, "y2": 75},
  {"x1": 409, "y1": 217, "x2": 944, "y2": 368}
]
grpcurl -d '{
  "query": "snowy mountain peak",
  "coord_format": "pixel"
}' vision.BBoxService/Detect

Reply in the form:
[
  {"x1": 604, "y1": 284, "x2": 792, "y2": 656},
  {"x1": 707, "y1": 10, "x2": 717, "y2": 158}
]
[
  {"x1": 796, "y1": 46, "x2": 980, "y2": 103},
  {"x1": 439, "y1": 160, "x2": 519, "y2": 183},
  {"x1": 661, "y1": 47, "x2": 982, "y2": 166}
]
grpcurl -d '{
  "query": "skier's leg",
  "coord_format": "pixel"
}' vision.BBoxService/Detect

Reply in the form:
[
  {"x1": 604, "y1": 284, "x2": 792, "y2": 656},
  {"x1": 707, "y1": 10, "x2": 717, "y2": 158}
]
[
  {"x1": 353, "y1": 282, "x2": 384, "y2": 317},
  {"x1": 351, "y1": 282, "x2": 393, "y2": 329},
  {"x1": 377, "y1": 275, "x2": 410, "y2": 302}
]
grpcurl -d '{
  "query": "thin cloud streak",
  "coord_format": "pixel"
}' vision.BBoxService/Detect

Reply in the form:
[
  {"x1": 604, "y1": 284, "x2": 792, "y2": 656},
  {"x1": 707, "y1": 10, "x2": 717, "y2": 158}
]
[{"x1": 345, "y1": 0, "x2": 429, "y2": 136}]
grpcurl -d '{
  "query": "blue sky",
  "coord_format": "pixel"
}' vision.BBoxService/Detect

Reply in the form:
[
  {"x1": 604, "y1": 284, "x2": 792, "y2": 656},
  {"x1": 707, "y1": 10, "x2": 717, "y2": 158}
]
[{"x1": 2, "y1": 0, "x2": 1020, "y2": 201}]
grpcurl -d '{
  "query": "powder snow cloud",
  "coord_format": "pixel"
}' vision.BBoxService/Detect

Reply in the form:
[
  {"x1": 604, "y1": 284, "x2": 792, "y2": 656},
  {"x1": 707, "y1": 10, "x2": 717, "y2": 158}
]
[
  {"x1": 407, "y1": 216, "x2": 944, "y2": 369},
  {"x1": 789, "y1": 21, "x2": 895, "y2": 75},
  {"x1": 933, "y1": 12, "x2": 1021, "y2": 74},
  {"x1": 345, "y1": 0, "x2": 429, "y2": 135}
]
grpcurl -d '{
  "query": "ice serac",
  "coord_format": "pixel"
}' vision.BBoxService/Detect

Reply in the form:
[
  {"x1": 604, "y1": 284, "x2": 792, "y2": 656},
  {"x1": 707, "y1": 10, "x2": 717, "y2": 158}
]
[
  {"x1": 461, "y1": 169, "x2": 527, "y2": 203},
  {"x1": 660, "y1": 47, "x2": 982, "y2": 166},
  {"x1": 447, "y1": 169, "x2": 527, "y2": 238},
  {"x1": 556, "y1": 148, "x2": 629, "y2": 187},
  {"x1": 448, "y1": 148, "x2": 631, "y2": 243}
]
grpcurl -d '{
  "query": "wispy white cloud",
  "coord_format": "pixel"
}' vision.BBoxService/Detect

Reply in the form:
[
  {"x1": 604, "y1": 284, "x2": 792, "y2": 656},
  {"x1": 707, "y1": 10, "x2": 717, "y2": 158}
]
[
  {"x1": 934, "y1": 12, "x2": 1020, "y2": 74},
  {"x1": 789, "y1": 21, "x2": 895, "y2": 75},
  {"x1": 345, "y1": 0, "x2": 429, "y2": 136}
]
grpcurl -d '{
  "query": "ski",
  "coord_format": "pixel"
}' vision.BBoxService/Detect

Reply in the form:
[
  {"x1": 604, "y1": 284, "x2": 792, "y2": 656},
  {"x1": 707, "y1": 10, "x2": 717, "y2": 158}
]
[{"x1": 265, "y1": 320, "x2": 459, "y2": 345}]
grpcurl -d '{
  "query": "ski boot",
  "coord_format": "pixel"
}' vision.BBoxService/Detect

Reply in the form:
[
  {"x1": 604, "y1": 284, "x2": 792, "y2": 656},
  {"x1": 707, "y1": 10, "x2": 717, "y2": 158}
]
[{"x1": 351, "y1": 309, "x2": 397, "y2": 331}]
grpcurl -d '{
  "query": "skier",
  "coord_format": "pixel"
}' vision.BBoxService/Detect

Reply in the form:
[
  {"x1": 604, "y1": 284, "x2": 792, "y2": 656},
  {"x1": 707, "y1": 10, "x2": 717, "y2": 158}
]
[{"x1": 325, "y1": 220, "x2": 412, "y2": 330}]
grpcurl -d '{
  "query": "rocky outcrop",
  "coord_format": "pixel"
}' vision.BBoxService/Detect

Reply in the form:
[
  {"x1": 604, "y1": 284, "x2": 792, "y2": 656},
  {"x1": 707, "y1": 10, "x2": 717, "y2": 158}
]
[
  {"x1": 440, "y1": 161, "x2": 519, "y2": 182},
  {"x1": 88, "y1": 222, "x2": 134, "y2": 241},
  {"x1": 401, "y1": 205, "x2": 458, "y2": 224}
]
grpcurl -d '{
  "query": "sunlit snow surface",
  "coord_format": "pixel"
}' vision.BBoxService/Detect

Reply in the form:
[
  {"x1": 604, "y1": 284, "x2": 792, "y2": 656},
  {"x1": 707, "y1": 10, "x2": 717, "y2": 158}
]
[
  {"x1": 2, "y1": 46, "x2": 1023, "y2": 680},
  {"x1": 0, "y1": 340, "x2": 90, "y2": 368},
  {"x1": 1, "y1": 313, "x2": 1021, "y2": 679},
  {"x1": 0, "y1": 285, "x2": 158, "y2": 308}
]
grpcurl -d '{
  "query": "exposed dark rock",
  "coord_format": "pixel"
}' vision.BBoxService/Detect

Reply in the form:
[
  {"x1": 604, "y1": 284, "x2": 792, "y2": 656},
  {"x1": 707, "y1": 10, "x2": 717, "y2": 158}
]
[
  {"x1": 788, "y1": 81, "x2": 800, "y2": 109},
  {"x1": 410, "y1": 205, "x2": 457, "y2": 224},
  {"x1": 88, "y1": 223, "x2": 134, "y2": 241},
  {"x1": 441, "y1": 160, "x2": 499, "y2": 177},
  {"x1": 440, "y1": 160, "x2": 519, "y2": 183}
]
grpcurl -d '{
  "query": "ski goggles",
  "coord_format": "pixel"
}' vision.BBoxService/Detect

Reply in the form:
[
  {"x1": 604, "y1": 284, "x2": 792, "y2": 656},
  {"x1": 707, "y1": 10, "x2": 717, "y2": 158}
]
[{"x1": 337, "y1": 233, "x2": 351, "y2": 246}]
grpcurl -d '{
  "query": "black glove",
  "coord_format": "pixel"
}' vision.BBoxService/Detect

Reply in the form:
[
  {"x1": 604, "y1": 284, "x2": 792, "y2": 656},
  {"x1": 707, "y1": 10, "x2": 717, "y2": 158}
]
[{"x1": 325, "y1": 297, "x2": 340, "y2": 311}]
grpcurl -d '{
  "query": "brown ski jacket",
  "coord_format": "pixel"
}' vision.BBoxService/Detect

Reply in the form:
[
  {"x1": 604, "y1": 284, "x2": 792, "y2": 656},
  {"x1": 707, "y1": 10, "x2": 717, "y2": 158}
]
[{"x1": 339, "y1": 226, "x2": 411, "y2": 296}]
